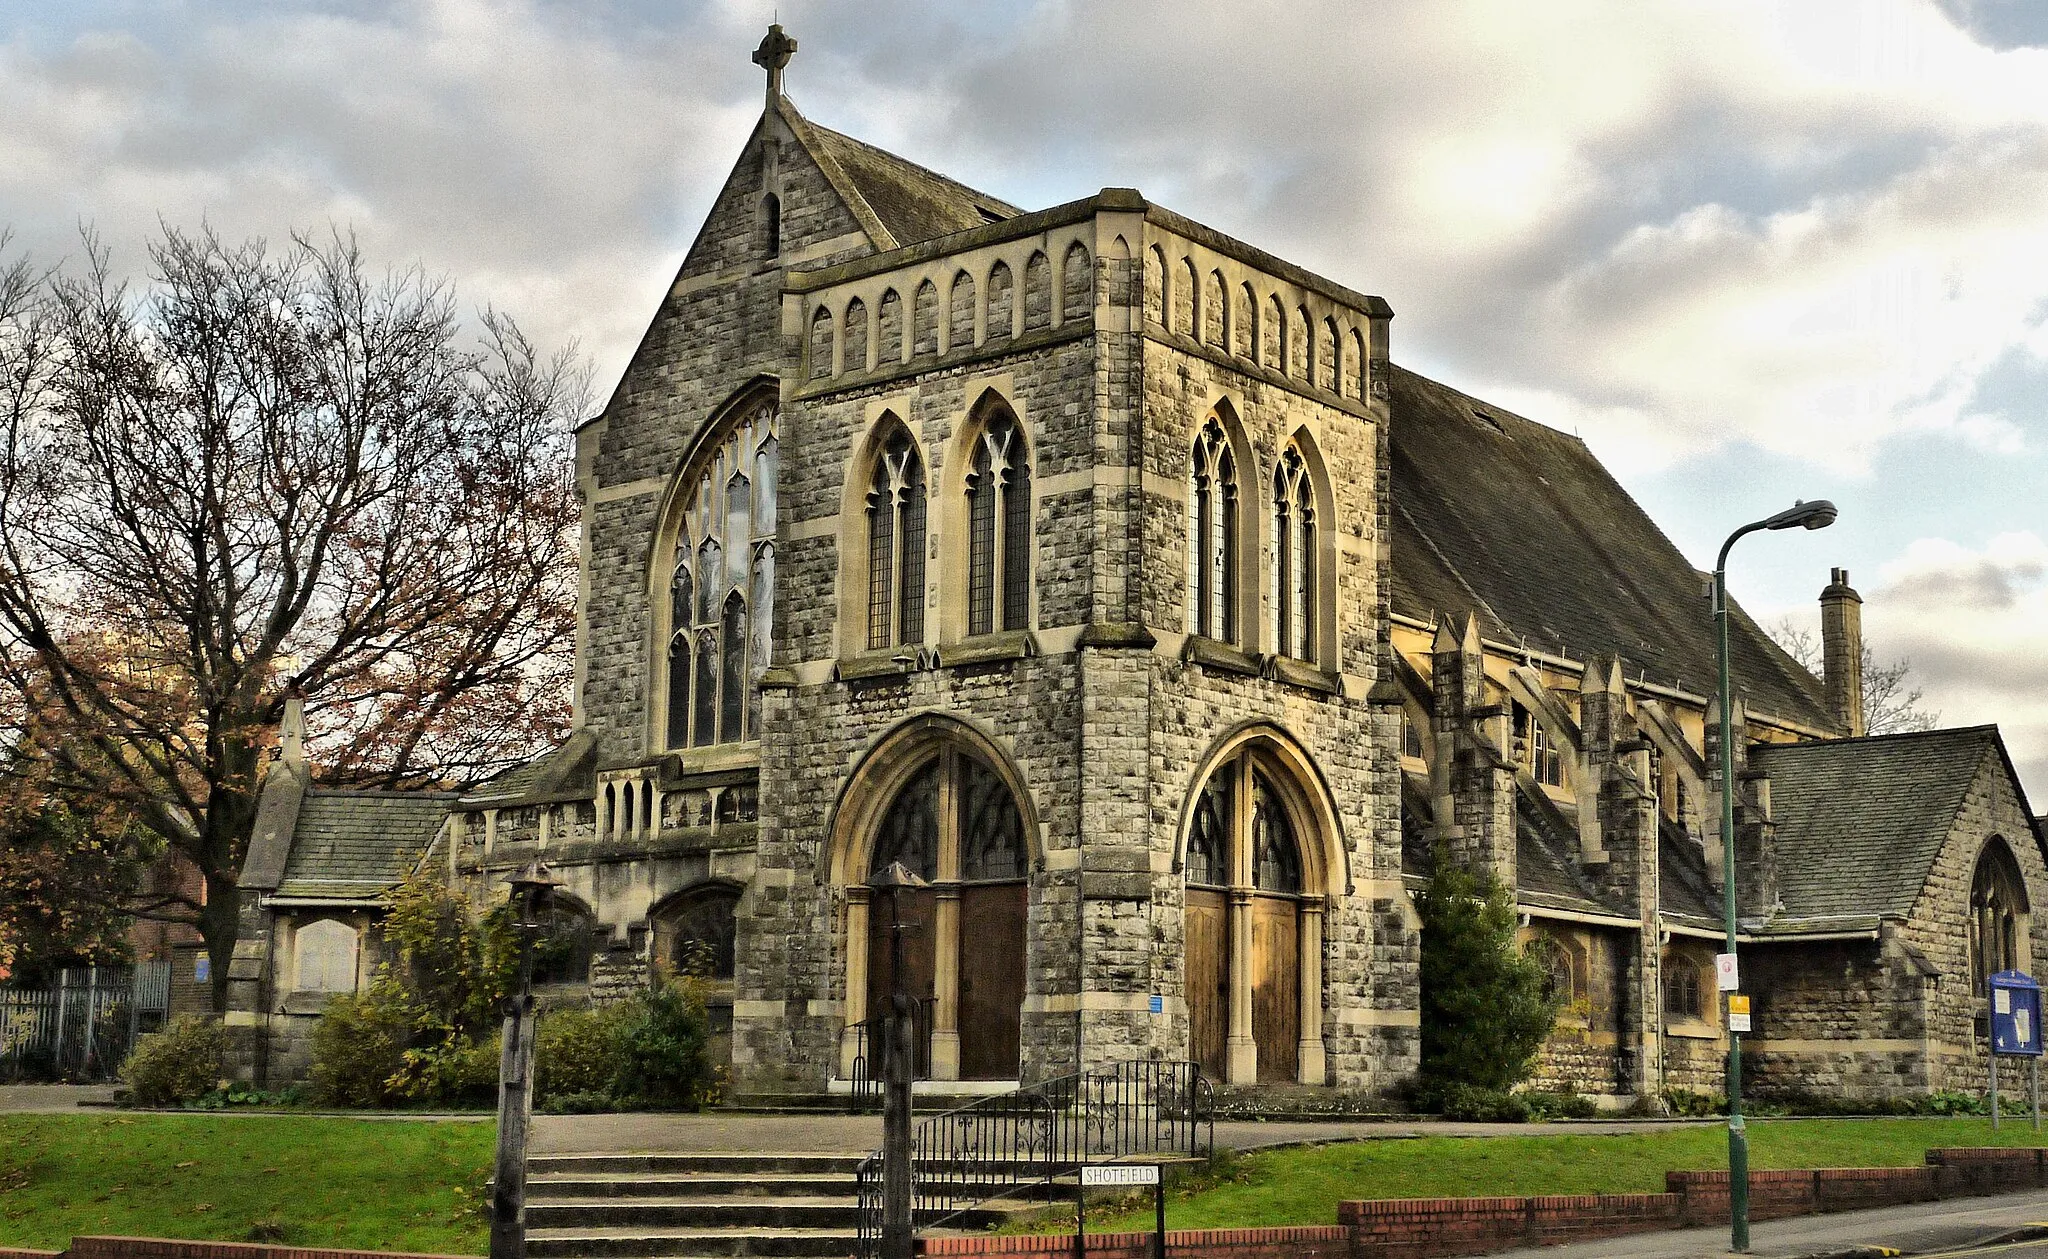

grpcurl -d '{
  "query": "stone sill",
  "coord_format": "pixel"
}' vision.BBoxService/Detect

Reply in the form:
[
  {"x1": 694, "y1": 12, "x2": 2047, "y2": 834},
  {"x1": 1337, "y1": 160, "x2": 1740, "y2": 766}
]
[
  {"x1": 938, "y1": 630, "x2": 1035, "y2": 668},
  {"x1": 1271, "y1": 654, "x2": 1341, "y2": 694},
  {"x1": 837, "y1": 650, "x2": 920, "y2": 683},
  {"x1": 1664, "y1": 1020, "x2": 1723, "y2": 1040},
  {"x1": 1184, "y1": 635, "x2": 1259, "y2": 676}
]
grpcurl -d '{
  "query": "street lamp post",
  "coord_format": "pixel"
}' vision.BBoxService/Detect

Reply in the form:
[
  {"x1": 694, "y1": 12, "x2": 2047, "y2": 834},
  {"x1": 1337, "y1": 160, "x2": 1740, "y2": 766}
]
[
  {"x1": 1713, "y1": 499, "x2": 1836, "y2": 1253},
  {"x1": 490, "y1": 861, "x2": 564, "y2": 1259}
]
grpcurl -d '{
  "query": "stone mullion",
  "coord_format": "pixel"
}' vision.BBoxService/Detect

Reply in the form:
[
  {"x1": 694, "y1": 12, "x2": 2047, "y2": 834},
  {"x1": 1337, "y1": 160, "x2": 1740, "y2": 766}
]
[
  {"x1": 840, "y1": 887, "x2": 870, "y2": 1079},
  {"x1": 1298, "y1": 900, "x2": 1325, "y2": 1085},
  {"x1": 1227, "y1": 753, "x2": 1257, "y2": 1085},
  {"x1": 932, "y1": 749, "x2": 963, "y2": 1080}
]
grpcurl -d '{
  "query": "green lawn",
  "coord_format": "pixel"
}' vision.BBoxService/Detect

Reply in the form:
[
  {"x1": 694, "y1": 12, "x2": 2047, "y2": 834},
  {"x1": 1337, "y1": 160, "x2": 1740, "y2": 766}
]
[
  {"x1": 0, "y1": 1114, "x2": 494, "y2": 1254},
  {"x1": 1076, "y1": 1118, "x2": 2048, "y2": 1233}
]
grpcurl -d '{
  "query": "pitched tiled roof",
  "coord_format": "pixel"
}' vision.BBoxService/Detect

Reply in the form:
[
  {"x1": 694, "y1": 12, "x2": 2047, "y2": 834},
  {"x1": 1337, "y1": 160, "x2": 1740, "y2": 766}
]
[
  {"x1": 1516, "y1": 786, "x2": 1621, "y2": 917},
  {"x1": 790, "y1": 111, "x2": 1021, "y2": 249},
  {"x1": 275, "y1": 790, "x2": 455, "y2": 900},
  {"x1": 1752, "y1": 727, "x2": 1997, "y2": 921},
  {"x1": 1387, "y1": 366, "x2": 1836, "y2": 731},
  {"x1": 1658, "y1": 819, "x2": 1721, "y2": 925}
]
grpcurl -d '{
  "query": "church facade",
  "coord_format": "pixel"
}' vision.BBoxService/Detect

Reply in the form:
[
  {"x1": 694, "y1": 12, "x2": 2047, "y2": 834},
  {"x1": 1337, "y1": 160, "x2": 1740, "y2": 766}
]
[{"x1": 226, "y1": 29, "x2": 2046, "y2": 1107}]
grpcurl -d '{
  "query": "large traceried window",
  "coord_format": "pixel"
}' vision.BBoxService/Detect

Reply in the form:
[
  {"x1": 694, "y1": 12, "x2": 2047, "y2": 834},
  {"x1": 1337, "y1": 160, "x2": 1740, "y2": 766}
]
[
  {"x1": 1189, "y1": 418, "x2": 1238, "y2": 643},
  {"x1": 1272, "y1": 440, "x2": 1318, "y2": 662},
  {"x1": 1971, "y1": 839, "x2": 2030, "y2": 988},
  {"x1": 966, "y1": 406, "x2": 1031, "y2": 636},
  {"x1": 667, "y1": 399, "x2": 778, "y2": 749},
  {"x1": 867, "y1": 420, "x2": 928, "y2": 650}
]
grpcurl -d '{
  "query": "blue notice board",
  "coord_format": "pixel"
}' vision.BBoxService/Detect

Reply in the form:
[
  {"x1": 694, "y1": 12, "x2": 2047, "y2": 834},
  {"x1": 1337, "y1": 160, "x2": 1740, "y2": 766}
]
[{"x1": 1989, "y1": 970, "x2": 2042, "y2": 1056}]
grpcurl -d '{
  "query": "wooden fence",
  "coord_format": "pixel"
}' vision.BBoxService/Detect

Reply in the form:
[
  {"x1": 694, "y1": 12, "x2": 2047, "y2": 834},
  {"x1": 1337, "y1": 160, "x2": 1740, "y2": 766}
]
[{"x1": 0, "y1": 963, "x2": 171, "y2": 1082}]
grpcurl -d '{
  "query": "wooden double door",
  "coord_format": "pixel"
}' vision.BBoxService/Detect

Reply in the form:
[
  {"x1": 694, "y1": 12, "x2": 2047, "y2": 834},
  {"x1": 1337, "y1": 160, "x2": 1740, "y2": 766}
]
[
  {"x1": 1186, "y1": 888, "x2": 1301, "y2": 1083},
  {"x1": 863, "y1": 748, "x2": 1031, "y2": 1081},
  {"x1": 1184, "y1": 751, "x2": 1313, "y2": 1084}
]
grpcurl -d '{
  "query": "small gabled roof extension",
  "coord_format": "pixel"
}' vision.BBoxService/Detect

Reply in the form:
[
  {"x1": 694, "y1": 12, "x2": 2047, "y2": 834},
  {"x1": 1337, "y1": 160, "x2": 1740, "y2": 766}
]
[
  {"x1": 781, "y1": 102, "x2": 1021, "y2": 251},
  {"x1": 1387, "y1": 365, "x2": 1835, "y2": 732},
  {"x1": 273, "y1": 790, "x2": 457, "y2": 902},
  {"x1": 1755, "y1": 725, "x2": 2034, "y2": 922}
]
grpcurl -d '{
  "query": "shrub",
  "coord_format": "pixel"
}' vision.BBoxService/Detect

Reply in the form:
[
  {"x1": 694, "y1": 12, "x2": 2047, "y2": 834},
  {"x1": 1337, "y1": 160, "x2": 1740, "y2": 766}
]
[
  {"x1": 1415, "y1": 854, "x2": 1556, "y2": 1097},
  {"x1": 535, "y1": 1006, "x2": 623, "y2": 1102},
  {"x1": 309, "y1": 986, "x2": 413, "y2": 1107},
  {"x1": 611, "y1": 977, "x2": 714, "y2": 1109},
  {"x1": 1660, "y1": 1086, "x2": 1727, "y2": 1117},
  {"x1": 1522, "y1": 1090, "x2": 1598, "y2": 1120},
  {"x1": 391, "y1": 1034, "x2": 500, "y2": 1107},
  {"x1": 1429, "y1": 1082, "x2": 1532, "y2": 1122},
  {"x1": 122, "y1": 1015, "x2": 225, "y2": 1105}
]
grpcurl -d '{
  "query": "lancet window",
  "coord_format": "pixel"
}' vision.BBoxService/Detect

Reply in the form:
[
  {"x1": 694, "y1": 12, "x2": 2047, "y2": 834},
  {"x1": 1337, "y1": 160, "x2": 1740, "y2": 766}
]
[
  {"x1": 1189, "y1": 418, "x2": 1238, "y2": 643},
  {"x1": 867, "y1": 423, "x2": 927, "y2": 650},
  {"x1": 1272, "y1": 441, "x2": 1318, "y2": 661},
  {"x1": 966, "y1": 408, "x2": 1031, "y2": 636},
  {"x1": 1970, "y1": 840, "x2": 2030, "y2": 987},
  {"x1": 667, "y1": 400, "x2": 778, "y2": 749}
]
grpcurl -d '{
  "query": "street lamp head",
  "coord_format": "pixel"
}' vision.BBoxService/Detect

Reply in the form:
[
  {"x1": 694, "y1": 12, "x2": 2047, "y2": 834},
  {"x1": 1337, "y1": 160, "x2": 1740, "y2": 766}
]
[{"x1": 1763, "y1": 499, "x2": 1838, "y2": 532}]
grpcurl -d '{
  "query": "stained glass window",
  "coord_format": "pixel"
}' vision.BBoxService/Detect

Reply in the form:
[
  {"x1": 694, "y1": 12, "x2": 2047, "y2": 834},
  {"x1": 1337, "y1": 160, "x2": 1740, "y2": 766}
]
[
  {"x1": 960, "y1": 757, "x2": 1026, "y2": 881},
  {"x1": 1251, "y1": 775, "x2": 1301, "y2": 893},
  {"x1": 870, "y1": 761, "x2": 941, "y2": 882},
  {"x1": 1187, "y1": 775, "x2": 1231, "y2": 887},
  {"x1": 666, "y1": 400, "x2": 778, "y2": 749},
  {"x1": 1272, "y1": 442, "x2": 1318, "y2": 661},
  {"x1": 1189, "y1": 419, "x2": 1237, "y2": 642}
]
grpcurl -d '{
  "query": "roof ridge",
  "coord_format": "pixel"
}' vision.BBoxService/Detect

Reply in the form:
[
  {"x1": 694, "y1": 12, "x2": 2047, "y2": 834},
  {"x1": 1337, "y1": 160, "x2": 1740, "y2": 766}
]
[
  {"x1": 776, "y1": 98, "x2": 896, "y2": 250},
  {"x1": 1755, "y1": 724, "x2": 1996, "y2": 753},
  {"x1": 797, "y1": 112, "x2": 1023, "y2": 218}
]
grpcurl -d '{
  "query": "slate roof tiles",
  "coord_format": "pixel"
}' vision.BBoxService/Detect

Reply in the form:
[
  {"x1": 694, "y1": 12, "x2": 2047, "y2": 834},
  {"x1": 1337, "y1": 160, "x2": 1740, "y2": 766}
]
[{"x1": 275, "y1": 790, "x2": 456, "y2": 901}]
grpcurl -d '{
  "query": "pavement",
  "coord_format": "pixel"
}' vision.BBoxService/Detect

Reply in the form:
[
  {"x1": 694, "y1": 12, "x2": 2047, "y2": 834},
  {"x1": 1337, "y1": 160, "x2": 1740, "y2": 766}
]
[
  {"x1": 1484, "y1": 1191, "x2": 2048, "y2": 1259},
  {"x1": 0, "y1": 1084, "x2": 118, "y2": 1112}
]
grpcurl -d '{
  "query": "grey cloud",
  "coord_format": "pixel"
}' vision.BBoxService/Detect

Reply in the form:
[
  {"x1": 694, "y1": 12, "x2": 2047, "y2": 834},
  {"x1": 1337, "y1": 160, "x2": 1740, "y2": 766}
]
[{"x1": 1934, "y1": 0, "x2": 2048, "y2": 50}]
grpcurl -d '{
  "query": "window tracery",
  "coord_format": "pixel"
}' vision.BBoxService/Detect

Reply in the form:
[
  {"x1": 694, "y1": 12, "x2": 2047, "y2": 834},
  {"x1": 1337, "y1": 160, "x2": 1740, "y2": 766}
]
[
  {"x1": 1272, "y1": 441, "x2": 1318, "y2": 661},
  {"x1": 1971, "y1": 840, "x2": 2029, "y2": 988},
  {"x1": 1189, "y1": 418, "x2": 1238, "y2": 643},
  {"x1": 966, "y1": 407, "x2": 1030, "y2": 636},
  {"x1": 866, "y1": 422, "x2": 927, "y2": 649},
  {"x1": 667, "y1": 400, "x2": 778, "y2": 749}
]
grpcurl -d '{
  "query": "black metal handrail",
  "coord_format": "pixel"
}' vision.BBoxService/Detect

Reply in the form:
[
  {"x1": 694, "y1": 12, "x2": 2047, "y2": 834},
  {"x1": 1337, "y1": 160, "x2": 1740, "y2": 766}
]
[
  {"x1": 855, "y1": 1058, "x2": 1213, "y2": 1256},
  {"x1": 847, "y1": 998, "x2": 934, "y2": 1110}
]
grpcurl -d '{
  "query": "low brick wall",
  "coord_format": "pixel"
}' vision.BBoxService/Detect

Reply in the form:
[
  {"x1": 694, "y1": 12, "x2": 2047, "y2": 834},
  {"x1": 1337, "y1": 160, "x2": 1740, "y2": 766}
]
[
  {"x1": 1340, "y1": 1194, "x2": 1679, "y2": 1257},
  {"x1": 918, "y1": 1226, "x2": 1350, "y2": 1259},
  {"x1": 0, "y1": 1249, "x2": 63, "y2": 1259}
]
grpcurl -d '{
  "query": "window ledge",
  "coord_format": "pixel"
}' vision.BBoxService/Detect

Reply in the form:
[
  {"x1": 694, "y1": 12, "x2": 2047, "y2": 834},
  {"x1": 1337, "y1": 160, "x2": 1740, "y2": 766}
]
[
  {"x1": 1183, "y1": 635, "x2": 1260, "y2": 676},
  {"x1": 837, "y1": 650, "x2": 920, "y2": 682},
  {"x1": 938, "y1": 630, "x2": 1035, "y2": 668},
  {"x1": 280, "y1": 990, "x2": 343, "y2": 1016},
  {"x1": 1270, "y1": 654, "x2": 1340, "y2": 694},
  {"x1": 1664, "y1": 1019, "x2": 1722, "y2": 1040}
]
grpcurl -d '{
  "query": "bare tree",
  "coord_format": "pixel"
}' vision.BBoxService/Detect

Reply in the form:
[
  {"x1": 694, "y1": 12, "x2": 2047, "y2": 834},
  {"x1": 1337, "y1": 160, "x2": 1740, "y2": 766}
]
[
  {"x1": 1768, "y1": 617, "x2": 1940, "y2": 736},
  {"x1": 0, "y1": 225, "x2": 586, "y2": 1004}
]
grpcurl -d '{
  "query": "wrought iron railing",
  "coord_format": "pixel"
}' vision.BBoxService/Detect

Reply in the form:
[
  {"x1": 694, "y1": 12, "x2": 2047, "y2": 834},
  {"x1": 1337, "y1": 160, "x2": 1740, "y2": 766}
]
[
  {"x1": 855, "y1": 1058, "x2": 1213, "y2": 1255},
  {"x1": 847, "y1": 998, "x2": 933, "y2": 1109},
  {"x1": 0, "y1": 963, "x2": 171, "y2": 1083}
]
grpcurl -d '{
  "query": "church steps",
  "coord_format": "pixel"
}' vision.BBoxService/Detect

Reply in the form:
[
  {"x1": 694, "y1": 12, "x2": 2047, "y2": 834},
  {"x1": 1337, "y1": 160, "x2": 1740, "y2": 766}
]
[{"x1": 523, "y1": 1225, "x2": 865, "y2": 1258}]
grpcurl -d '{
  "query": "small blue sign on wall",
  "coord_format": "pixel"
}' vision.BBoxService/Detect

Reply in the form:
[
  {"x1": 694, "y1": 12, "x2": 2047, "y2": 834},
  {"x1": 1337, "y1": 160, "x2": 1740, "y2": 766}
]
[
  {"x1": 1989, "y1": 971, "x2": 2042, "y2": 1057},
  {"x1": 194, "y1": 955, "x2": 210, "y2": 984}
]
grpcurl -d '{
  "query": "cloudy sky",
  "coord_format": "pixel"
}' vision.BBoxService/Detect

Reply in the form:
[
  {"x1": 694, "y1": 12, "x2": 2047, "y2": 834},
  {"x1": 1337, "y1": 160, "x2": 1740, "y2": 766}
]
[{"x1": 5, "y1": 0, "x2": 2045, "y2": 797}]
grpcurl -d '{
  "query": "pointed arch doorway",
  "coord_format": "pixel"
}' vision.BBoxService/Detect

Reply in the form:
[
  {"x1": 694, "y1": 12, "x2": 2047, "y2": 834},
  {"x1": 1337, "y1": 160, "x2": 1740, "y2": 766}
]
[
  {"x1": 838, "y1": 725, "x2": 1034, "y2": 1083},
  {"x1": 1183, "y1": 737, "x2": 1333, "y2": 1085}
]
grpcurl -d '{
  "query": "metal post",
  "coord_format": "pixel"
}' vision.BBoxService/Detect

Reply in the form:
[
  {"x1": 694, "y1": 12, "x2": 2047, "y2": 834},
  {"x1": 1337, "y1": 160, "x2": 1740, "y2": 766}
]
[
  {"x1": 1154, "y1": 1176, "x2": 1166, "y2": 1259},
  {"x1": 880, "y1": 874, "x2": 917, "y2": 1259},
  {"x1": 1073, "y1": 1173, "x2": 1085, "y2": 1259},
  {"x1": 1992, "y1": 1049, "x2": 2001, "y2": 1131},
  {"x1": 2033, "y1": 1055, "x2": 2040, "y2": 1132},
  {"x1": 491, "y1": 864, "x2": 558, "y2": 1259},
  {"x1": 1713, "y1": 554, "x2": 1750, "y2": 1253}
]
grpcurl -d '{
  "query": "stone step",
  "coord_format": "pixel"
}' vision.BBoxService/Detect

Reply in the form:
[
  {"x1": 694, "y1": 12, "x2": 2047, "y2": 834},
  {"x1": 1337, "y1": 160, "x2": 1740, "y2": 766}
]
[
  {"x1": 528, "y1": 1174, "x2": 860, "y2": 1200},
  {"x1": 524, "y1": 1226, "x2": 864, "y2": 1258},
  {"x1": 526, "y1": 1196, "x2": 1007, "y2": 1232},
  {"x1": 530, "y1": 1153, "x2": 866, "y2": 1177}
]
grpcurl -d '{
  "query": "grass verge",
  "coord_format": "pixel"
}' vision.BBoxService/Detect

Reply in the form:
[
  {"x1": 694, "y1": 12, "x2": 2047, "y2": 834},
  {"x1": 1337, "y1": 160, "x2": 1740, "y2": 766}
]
[
  {"x1": 1050, "y1": 1117, "x2": 2048, "y2": 1234},
  {"x1": 0, "y1": 1113, "x2": 493, "y2": 1254}
]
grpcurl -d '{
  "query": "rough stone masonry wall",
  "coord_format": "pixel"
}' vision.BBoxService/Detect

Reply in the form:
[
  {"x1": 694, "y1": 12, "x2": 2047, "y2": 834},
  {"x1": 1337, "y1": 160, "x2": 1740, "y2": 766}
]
[
  {"x1": 1525, "y1": 924, "x2": 1628, "y2": 1099},
  {"x1": 1904, "y1": 750, "x2": 2048, "y2": 1092},
  {"x1": 1742, "y1": 938, "x2": 1925, "y2": 1101},
  {"x1": 1133, "y1": 278, "x2": 1412, "y2": 1091},
  {"x1": 578, "y1": 120, "x2": 871, "y2": 763},
  {"x1": 738, "y1": 335, "x2": 1099, "y2": 1091}
]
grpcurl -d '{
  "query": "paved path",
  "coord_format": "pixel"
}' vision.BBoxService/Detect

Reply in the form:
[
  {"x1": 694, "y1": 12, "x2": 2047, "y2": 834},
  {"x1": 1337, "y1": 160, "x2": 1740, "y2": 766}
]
[
  {"x1": 0, "y1": 1084, "x2": 118, "y2": 1112},
  {"x1": 528, "y1": 1111, "x2": 1716, "y2": 1154},
  {"x1": 1486, "y1": 1189, "x2": 2048, "y2": 1259}
]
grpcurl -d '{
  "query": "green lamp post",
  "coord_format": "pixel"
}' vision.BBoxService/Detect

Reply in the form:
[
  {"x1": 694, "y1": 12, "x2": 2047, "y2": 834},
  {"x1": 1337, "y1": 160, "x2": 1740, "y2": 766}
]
[{"x1": 1712, "y1": 498, "x2": 1837, "y2": 1252}]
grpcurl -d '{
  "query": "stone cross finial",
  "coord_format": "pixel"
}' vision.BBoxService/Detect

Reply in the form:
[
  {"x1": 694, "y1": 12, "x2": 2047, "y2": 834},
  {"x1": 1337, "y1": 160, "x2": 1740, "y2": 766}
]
[{"x1": 753, "y1": 24, "x2": 797, "y2": 103}]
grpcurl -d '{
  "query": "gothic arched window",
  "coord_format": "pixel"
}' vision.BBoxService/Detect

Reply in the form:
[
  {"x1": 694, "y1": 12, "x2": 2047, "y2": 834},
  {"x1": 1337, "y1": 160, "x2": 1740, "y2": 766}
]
[
  {"x1": 1272, "y1": 440, "x2": 1318, "y2": 662},
  {"x1": 966, "y1": 406, "x2": 1031, "y2": 636},
  {"x1": 1189, "y1": 418, "x2": 1238, "y2": 643},
  {"x1": 1662, "y1": 952, "x2": 1705, "y2": 1020},
  {"x1": 1971, "y1": 840, "x2": 2030, "y2": 988},
  {"x1": 665, "y1": 398, "x2": 778, "y2": 749},
  {"x1": 1186, "y1": 775, "x2": 1230, "y2": 887},
  {"x1": 1251, "y1": 776, "x2": 1302, "y2": 893},
  {"x1": 866, "y1": 421, "x2": 927, "y2": 650}
]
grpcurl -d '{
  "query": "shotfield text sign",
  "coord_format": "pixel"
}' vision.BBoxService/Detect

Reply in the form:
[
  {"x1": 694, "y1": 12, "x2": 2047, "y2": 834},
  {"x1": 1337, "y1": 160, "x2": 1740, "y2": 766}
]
[{"x1": 1081, "y1": 1164, "x2": 1161, "y2": 1187}]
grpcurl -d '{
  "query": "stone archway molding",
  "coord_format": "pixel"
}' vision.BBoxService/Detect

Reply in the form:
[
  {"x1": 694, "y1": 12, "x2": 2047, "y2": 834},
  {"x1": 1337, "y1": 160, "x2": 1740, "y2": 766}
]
[{"x1": 1175, "y1": 719, "x2": 1349, "y2": 902}]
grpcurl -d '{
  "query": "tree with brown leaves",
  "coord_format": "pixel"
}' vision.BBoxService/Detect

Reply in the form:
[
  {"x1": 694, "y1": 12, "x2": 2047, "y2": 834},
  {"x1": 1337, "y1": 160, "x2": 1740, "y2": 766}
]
[{"x1": 0, "y1": 225, "x2": 586, "y2": 1005}]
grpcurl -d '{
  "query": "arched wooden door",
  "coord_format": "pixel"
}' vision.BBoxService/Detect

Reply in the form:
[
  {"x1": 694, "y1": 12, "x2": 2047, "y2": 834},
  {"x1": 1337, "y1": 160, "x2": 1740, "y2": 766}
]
[
  {"x1": 1184, "y1": 749, "x2": 1316, "y2": 1085},
  {"x1": 863, "y1": 748, "x2": 1029, "y2": 1081}
]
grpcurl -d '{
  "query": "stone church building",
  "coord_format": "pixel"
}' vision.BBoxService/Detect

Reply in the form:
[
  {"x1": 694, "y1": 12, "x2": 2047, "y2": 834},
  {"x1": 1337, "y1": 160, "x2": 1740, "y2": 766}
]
[{"x1": 226, "y1": 28, "x2": 2045, "y2": 1106}]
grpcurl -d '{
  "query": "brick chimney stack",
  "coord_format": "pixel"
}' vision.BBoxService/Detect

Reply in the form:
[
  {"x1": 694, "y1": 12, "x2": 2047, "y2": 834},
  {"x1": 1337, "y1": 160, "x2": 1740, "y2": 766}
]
[{"x1": 1820, "y1": 567, "x2": 1864, "y2": 738}]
